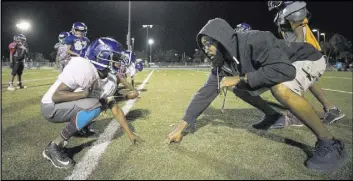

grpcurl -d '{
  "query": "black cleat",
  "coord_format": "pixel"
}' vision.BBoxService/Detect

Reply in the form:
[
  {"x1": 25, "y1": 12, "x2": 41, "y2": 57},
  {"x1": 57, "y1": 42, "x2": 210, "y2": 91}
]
[{"x1": 42, "y1": 142, "x2": 75, "y2": 169}]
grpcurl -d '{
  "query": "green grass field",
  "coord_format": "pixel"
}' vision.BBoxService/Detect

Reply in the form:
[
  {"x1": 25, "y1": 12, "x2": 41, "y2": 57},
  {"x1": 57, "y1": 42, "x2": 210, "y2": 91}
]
[{"x1": 1, "y1": 68, "x2": 352, "y2": 180}]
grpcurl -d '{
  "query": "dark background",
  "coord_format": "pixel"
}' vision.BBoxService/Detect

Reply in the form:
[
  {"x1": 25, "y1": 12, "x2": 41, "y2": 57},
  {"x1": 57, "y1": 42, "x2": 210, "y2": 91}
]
[{"x1": 1, "y1": 1, "x2": 352, "y2": 59}]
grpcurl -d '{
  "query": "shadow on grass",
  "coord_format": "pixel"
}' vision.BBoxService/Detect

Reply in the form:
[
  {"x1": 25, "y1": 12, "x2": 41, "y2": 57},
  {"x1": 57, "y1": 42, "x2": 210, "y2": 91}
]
[
  {"x1": 67, "y1": 109, "x2": 151, "y2": 157},
  {"x1": 110, "y1": 109, "x2": 151, "y2": 140},
  {"x1": 182, "y1": 107, "x2": 313, "y2": 158},
  {"x1": 66, "y1": 140, "x2": 97, "y2": 158}
]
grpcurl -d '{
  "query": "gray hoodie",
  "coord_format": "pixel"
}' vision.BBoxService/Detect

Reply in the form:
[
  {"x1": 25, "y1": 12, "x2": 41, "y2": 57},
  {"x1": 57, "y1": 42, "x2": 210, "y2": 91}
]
[{"x1": 182, "y1": 18, "x2": 323, "y2": 125}]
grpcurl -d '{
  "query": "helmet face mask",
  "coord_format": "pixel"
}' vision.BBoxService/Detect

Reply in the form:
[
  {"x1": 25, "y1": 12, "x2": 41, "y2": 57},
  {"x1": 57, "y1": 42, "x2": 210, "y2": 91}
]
[
  {"x1": 72, "y1": 22, "x2": 87, "y2": 37},
  {"x1": 58, "y1": 32, "x2": 70, "y2": 43},
  {"x1": 14, "y1": 34, "x2": 27, "y2": 45},
  {"x1": 268, "y1": 1, "x2": 283, "y2": 11},
  {"x1": 85, "y1": 37, "x2": 127, "y2": 75}
]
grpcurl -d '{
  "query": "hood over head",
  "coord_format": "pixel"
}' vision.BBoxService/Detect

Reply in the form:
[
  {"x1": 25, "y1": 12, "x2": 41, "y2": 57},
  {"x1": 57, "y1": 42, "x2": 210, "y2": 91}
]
[{"x1": 196, "y1": 18, "x2": 241, "y2": 67}]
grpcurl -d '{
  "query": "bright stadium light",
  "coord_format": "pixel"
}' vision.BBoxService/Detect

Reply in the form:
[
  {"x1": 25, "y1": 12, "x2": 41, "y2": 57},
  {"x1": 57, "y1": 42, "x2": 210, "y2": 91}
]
[
  {"x1": 148, "y1": 38, "x2": 154, "y2": 63},
  {"x1": 312, "y1": 28, "x2": 320, "y2": 42},
  {"x1": 148, "y1": 39, "x2": 154, "y2": 45},
  {"x1": 16, "y1": 21, "x2": 31, "y2": 34}
]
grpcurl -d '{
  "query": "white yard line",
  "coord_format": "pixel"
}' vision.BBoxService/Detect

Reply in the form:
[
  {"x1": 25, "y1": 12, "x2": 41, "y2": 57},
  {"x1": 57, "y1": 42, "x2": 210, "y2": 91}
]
[
  {"x1": 65, "y1": 70, "x2": 154, "y2": 180},
  {"x1": 322, "y1": 76, "x2": 352, "y2": 80},
  {"x1": 322, "y1": 88, "x2": 352, "y2": 94},
  {"x1": 1, "y1": 77, "x2": 57, "y2": 84}
]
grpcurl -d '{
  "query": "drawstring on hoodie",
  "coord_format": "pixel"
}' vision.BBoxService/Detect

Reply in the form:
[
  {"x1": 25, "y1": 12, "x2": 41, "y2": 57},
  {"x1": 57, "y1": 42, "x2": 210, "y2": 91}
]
[{"x1": 217, "y1": 66, "x2": 228, "y2": 113}]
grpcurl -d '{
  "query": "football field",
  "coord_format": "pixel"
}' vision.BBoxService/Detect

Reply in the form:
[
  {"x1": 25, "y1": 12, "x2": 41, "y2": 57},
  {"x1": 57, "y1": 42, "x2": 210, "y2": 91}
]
[{"x1": 1, "y1": 68, "x2": 352, "y2": 180}]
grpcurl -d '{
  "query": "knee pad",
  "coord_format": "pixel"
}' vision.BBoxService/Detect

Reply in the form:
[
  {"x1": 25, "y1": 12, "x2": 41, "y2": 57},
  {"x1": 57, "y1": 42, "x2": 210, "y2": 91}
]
[
  {"x1": 61, "y1": 107, "x2": 102, "y2": 140},
  {"x1": 75, "y1": 107, "x2": 102, "y2": 130}
]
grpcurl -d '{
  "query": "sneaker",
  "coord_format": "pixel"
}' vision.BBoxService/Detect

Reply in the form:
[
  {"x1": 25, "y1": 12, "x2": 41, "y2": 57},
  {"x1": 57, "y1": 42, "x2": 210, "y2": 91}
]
[
  {"x1": 270, "y1": 110, "x2": 304, "y2": 129},
  {"x1": 17, "y1": 82, "x2": 26, "y2": 89},
  {"x1": 42, "y1": 142, "x2": 75, "y2": 169},
  {"x1": 305, "y1": 139, "x2": 348, "y2": 172},
  {"x1": 7, "y1": 85, "x2": 15, "y2": 91},
  {"x1": 73, "y1": 125, "x2": 96, "y2": 137},
  {"x1": 322, "y1": 107, "x2": 345, "y2": 124},
  {"x1": 252, "y1": 113, "x2": 283, "y2": 130}
]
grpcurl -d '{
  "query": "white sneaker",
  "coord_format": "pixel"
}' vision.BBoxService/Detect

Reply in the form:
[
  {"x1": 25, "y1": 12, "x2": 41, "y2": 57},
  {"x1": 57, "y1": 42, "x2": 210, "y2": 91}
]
[{"x1": 7, "y1": 86, "x2": 16, "y2": 91}]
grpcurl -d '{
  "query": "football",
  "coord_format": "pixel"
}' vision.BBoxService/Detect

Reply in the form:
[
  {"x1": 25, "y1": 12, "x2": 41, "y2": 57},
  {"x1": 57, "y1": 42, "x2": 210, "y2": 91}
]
[{"x1": 125, "y1": 91, "x2": 139, "y2": 99}]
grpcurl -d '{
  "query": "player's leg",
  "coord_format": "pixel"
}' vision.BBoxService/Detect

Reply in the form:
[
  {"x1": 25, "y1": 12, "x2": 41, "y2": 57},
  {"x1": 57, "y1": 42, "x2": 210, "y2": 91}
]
[
  {"x1": 131, "y1": 75, "x2": 135, "y2": 87},
  {"x1": 7, "y1": 62, "x2": 18, "y2": 91},
  {"x1": 270, "y1": 83, "x2": 348, "y2": 172},
  {"x1": 41, "y1": 98, "x2": 102, "y2": 169},
  {"x1": 308, "y1": 83, "x2": 345, "y2": 124},
  {"x1": 232, "y1": 84, "x2": 284, "y2": 130},
  {"x1": 17, "y1": 62, "x2": 25, "y2": 89}
]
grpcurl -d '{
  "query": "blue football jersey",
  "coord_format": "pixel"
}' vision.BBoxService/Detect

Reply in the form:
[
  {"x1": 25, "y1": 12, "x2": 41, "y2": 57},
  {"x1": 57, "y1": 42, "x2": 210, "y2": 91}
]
[{"x1": 64, "y1": 34, "x2": 90, "y2": 57}]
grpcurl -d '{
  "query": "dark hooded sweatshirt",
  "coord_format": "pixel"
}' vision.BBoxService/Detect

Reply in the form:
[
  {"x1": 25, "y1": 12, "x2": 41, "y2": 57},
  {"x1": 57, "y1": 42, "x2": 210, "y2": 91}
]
[{"x1": 182, "y1": 18, "x2": 323, "y2": 125}]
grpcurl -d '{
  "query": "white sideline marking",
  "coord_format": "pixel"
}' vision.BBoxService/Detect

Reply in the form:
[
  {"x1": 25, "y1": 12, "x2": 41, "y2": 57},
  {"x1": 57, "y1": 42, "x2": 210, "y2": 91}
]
[
  {"x1": 1, "y1": 77, "x2": 57, "y2": 84},
  {"x1": 322, "y1": 76, "x2": 352, "y2": 80},
  {"x1": 65, "y1": 70, "x2": 154, "y2": 180},
  {"x1": 322, "y1": 88, "x2": 352, "y2": 94}
]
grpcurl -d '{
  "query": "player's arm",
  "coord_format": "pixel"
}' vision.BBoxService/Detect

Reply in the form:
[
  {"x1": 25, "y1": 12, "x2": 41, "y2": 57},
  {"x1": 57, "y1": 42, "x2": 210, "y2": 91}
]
[
  {"x1": 55, "y1": 49, "x2": 60, "y2": 66},
  {"x1": 118, "y1": 75, "x2": 137, "y2": 92},
  {"x1": 64, "y1": 36, "x2": 80, "y2": 57},
  {"x1": 9, "y1": 52, "x2": 13, "y2": 63},
  {"x1": 66, "y1": 44, "x2": 80, "y2": 57},
  {"x1": 168, "y1": 72, "x2": 220, "y2": 144},
  {"x1": 106, "y1": 97, "x2": 140, "y2": 144},
  {"x1": 52, "y1": 83, "x2": 90, "y2": 103}
]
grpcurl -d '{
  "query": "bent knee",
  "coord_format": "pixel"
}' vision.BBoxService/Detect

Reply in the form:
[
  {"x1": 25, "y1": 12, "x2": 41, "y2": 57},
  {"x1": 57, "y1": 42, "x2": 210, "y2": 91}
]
[{"x1": 270, "y1": 84, "x2": 293, "y2": 101}]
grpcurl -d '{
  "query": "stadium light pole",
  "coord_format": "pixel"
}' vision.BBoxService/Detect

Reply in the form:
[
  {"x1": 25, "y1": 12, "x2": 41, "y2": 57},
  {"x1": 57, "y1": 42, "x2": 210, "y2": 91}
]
[
  {"x1": 142, "y1": 24, "x2": 153, "y2": 65},
  {"x1": 16, "y1": 21, "x2": 30, "y2": 34},
  {"x1": 148, "y1": 39, "x2": 154, "y2": 63},
  {"x1": 312, "y1": 29, "x2": 320, "y2": 42},
  {"x1": 320, "y1": 32, "x2": 326, "y2": 44},
  {"x1": 131, "y1": 37, "x2": 135, "y2": 52},
  {"x1": 126, "y1": 1, "x2": 132, "y2": 51}
]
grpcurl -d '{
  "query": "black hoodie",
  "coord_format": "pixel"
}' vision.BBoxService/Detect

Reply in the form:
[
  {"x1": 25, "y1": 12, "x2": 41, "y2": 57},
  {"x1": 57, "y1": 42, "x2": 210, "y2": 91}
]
[{"x1": 182, "y1": 18, "x2": 323, "y2": 125}]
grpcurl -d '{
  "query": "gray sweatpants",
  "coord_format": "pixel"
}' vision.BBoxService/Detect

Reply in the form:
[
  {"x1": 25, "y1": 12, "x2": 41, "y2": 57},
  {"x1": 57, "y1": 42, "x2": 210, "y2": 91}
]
[{"x1": 41, "y1": 98, "x2": 101, "y2": 123}]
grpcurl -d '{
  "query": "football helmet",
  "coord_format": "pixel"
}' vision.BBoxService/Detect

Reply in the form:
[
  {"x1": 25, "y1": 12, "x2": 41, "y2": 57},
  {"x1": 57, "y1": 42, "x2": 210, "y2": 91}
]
[
  {"x1": 14, "y1": 34, "x2": 26, "y2": 45},
  {"x1": 135, "y1": 62, "x2": 143, "y2": 72},
  {"x1": 85, "y1": 37, "x2": 125, "y2": 72},
  {"x1": 235, "y1": 23, "x2": 252, "y2": 32},
  {"x1": 58, "y1": 32, "x2": 70, "y2": 43},
  {"x1": 71, "y1": 22, "x2": 87, "y2": 37}
]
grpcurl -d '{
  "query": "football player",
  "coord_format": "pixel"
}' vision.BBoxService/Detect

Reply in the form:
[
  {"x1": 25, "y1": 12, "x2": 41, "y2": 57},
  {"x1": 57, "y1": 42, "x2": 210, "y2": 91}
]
[
  {"x1": 8, "y1": 34, "x2": 28, "y2": 91},
  {"x1": 266, "y1": 1, "x2": 344, "y2": 127},
  {"x1": 55, "y1": 32, "x2": 71, "y2": 73},
  {"x1": 111, "y1": 53, "x2": 139, "y2": 96},
  {"x1": 41, "y1": 37, "x2": 141, "y2": 169},
  {"x1": 124, "y1": 50, "x2": 144, "y2": 87},
  {"x1": 65, "y1": 22, "x2": 90, "y2": 58}
]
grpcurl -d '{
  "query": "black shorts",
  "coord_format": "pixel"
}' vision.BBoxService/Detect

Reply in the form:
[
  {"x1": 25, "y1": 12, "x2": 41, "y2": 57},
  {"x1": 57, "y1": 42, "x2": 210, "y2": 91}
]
[{"x1": 11, "y1": 62, "x2": 24, "y2": 76}]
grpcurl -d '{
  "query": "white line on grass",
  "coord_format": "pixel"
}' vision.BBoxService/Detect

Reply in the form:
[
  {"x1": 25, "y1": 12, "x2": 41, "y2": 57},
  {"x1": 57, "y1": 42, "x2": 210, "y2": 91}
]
[
  {"x1": 322, "y1": 88, "x2": 352, "y2": 94},
  {"x1": 1, "y1": 77, "x2": 57, "y2": 85},
  {"x1": 322, "y1": 76, "x2": 352, "y2": 80},
  {"x1": 65, "y1": 70, "x2": 154, "y2": 180}
]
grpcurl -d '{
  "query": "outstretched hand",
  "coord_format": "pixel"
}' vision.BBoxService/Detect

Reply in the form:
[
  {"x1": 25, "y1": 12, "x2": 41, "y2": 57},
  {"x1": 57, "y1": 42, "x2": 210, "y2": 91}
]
[{"x1": 129, "y1": 132, "x2": 145, "y2": 145}]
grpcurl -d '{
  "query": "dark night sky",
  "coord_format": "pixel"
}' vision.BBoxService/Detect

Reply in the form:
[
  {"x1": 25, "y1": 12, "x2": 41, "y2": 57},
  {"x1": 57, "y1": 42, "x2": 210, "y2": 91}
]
[{"x1": 1, "y1": 1, "x2": 352, "y2": 59}]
